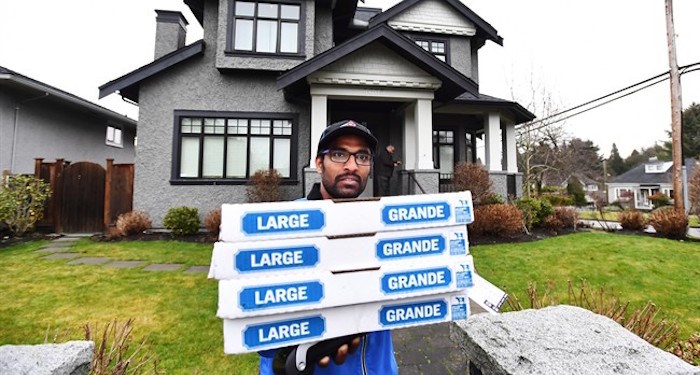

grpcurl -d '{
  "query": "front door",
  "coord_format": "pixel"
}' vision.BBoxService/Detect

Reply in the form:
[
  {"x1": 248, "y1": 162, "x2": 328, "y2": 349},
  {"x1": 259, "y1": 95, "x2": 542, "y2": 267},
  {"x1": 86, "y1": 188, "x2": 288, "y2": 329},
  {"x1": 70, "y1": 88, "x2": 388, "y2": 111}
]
[{"x1": 329, "y1": 100, "x2": 405, "y2": 197}]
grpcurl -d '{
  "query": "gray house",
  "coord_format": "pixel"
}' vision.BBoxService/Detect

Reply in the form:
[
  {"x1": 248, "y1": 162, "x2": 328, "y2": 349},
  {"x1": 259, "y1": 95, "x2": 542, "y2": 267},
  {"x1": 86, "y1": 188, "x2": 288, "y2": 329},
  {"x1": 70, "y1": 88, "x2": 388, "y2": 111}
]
[
  {"x1": 1, "y1": 66, "x2": 136, "y2": 175},
  {"x1": 100, "y1": 0, "x2": 534, "y2": 226}
]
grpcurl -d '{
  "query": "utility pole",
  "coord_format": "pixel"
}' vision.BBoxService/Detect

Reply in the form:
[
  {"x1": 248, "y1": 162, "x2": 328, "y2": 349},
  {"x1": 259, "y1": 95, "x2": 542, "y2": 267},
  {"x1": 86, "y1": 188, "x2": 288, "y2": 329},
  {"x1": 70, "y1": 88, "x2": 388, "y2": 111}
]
[{"x1": 665, "y1": 0, "x2": 684, "y2": 210}]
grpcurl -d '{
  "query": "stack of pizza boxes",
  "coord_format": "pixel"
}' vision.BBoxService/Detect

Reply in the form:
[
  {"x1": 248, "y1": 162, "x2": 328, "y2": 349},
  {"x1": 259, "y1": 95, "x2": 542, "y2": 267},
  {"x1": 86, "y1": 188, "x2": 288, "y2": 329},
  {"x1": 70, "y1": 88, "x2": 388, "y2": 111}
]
[{"x1": 209, "y1": 191, "x2": 477, "y2": 354}]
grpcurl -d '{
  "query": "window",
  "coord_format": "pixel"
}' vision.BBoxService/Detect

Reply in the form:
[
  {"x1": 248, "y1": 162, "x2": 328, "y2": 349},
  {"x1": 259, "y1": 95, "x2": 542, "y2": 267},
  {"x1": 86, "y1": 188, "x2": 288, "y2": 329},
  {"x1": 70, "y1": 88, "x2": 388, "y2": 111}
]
[
  {"x1": 229, "y1": 0, "x2": 301, "y2": 54},
  {"x1": 173, "y1": 111, "x2": 296, "y2": 183},
  {"x1": 106, "y1": 125, "x2": 123, "y2": 148},
  {"x1": 415, "y1": 38, "x2": 447, "y2": 62},
  {"x1": 433, "y1": 130, "x2": 454, "y2": 179}
]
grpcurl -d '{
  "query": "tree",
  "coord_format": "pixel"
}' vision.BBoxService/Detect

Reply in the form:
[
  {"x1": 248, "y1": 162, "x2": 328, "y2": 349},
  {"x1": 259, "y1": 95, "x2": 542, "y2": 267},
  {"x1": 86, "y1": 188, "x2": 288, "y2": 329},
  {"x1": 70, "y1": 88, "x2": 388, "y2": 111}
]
[
  {"x1": 513, "y1": 73, "x2": 566, "y2": 197},
  {"x1": 662, "y1": 102, "x2": 700, "y2": 159},
  {"x1": 607, "y1": 143, "x2": 626, "y2": 176},
  {"x1": 566, "y1": 176, "x2": 587, "y2": 206},
  {"x1": 624, "y1": 144, "x2": 667, "y2": 170}
]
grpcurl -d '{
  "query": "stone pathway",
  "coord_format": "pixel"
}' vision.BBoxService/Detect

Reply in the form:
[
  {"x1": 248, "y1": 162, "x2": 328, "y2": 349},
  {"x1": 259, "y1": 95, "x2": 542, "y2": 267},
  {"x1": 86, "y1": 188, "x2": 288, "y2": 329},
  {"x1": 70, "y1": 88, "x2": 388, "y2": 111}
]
[{"x1": 35, "y1": 236, "x2": 208, "y2": 274}]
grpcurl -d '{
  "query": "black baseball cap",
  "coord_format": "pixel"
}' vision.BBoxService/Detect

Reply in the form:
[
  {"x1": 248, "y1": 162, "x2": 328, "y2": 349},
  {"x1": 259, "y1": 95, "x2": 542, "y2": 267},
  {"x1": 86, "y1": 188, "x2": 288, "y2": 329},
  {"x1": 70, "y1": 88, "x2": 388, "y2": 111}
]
[{"x1": 316, "y1": 119, "x2": 378, "y2": 155}]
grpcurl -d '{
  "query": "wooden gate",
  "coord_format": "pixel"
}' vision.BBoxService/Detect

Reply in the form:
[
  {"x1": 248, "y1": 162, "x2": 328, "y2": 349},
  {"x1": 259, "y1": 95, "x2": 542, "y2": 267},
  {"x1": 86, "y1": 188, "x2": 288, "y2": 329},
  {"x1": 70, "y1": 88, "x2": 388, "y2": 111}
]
[
  {"x1": 61, "y1": 162, "x2": 105, "y2": 233},
  {"x1": 34, "y1": 158, "x2": 134, "y2": 233}
]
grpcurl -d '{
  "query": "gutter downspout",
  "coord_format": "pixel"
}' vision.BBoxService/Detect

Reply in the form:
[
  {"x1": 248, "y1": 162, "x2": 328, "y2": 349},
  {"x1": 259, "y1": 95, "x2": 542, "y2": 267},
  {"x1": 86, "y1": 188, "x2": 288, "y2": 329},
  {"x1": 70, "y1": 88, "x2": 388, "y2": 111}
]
[{"x1": 11, "y1": 92, "x2": 49, "y2": 173}]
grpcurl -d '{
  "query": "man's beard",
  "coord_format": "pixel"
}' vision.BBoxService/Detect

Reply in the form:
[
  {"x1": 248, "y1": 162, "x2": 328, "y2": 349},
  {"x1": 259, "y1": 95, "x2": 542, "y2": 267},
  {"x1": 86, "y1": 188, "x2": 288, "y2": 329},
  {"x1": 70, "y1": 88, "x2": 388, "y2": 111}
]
[{"x1": 321, "y1": 172, "x2": 367, "y2": 198}]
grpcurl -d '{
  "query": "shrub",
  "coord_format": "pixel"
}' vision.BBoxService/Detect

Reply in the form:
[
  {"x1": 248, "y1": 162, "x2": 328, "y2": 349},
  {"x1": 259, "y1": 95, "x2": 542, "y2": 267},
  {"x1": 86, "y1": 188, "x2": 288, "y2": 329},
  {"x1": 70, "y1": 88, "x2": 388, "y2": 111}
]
[
  {"x1": 670, "y1": 333, "x2": 700, "y2": 366},
  {"x1": 619, "y1": 210, "x2": 646, "y2": 231},
  {"x1": 468, "y1": 203, "x2": 523, "y2": 237},
  {"x1": 452, "y1": 162, "x2": 493, "y2": 205},
  {"x1": 648, "y1": 207, "x2": 688, "y2": 239},
  {"x1": 554, "y1": 206, "x2": 578, "y2": 229},
  {"x1": 246, "y1": 169, "x2": 282, "y2": 203},
  {"x1": 542, "y1": 214, "x2": 563, "y2": 232},
  {"x1": 204, "y1": 208, "x2": 221, "y2": 237},
  {"x1": 480, "y1": 193, "x2": 504, "y2": 206},
  {"x1": 514, "y1": 197, "x2": 554, "y2": 230},
  {"x1": 163, "y1": 206, "x2": 200, "y2": 236},
  {"x1": 115, "y1": 210, "x2": 151, "y2": 236},
  {"x1": 541, "y1": 193, "x2": 575, "y2": 207},
  {"x1": 566, "y1": 177, "x2": 587, "y2": 206},
  {"x1": 0, "y1": 175, "x2": 52, "y2": 236},
  {"x1": 648, "y1": 192, "x2": 671, "y2": 209}
]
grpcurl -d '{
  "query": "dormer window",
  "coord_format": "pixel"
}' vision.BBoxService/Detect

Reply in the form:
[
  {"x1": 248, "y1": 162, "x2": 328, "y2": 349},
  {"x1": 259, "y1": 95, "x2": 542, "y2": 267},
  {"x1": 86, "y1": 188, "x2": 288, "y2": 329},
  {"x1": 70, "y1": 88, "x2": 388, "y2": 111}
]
[
  {"x1": 414, "y1": 38, "x2": 448, "y2": 62},
  {"x1": 229, "y1": 0, "x2": 302, "y2": 55}
]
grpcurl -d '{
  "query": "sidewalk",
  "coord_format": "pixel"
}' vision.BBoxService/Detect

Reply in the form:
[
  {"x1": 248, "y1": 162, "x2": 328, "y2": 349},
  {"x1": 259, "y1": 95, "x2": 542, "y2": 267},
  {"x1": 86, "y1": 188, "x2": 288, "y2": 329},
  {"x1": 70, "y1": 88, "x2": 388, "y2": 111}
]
[{"x1": 579, "y1": 219, "x2": 700, "y2": 238}]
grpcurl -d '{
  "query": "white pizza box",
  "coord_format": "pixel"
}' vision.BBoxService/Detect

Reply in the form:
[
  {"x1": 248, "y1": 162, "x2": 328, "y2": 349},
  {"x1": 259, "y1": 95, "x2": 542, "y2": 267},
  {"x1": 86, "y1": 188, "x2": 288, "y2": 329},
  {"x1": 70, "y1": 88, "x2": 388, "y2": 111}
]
[
  {"x1": 216, "y1": 256, "x2": 474, "y2": 319},
  {"x1": 222, "y1": 289, "x2": 471, "y2": 354},
  {"x1": 208, "y1": 225, "x2": 469, "y2": 279},
  {"x1": 219, "y1": 191, "x2": 473, "y2": 243},
  {"x1": 469, "y1": 272, "x2": 508, "y2": 314}
]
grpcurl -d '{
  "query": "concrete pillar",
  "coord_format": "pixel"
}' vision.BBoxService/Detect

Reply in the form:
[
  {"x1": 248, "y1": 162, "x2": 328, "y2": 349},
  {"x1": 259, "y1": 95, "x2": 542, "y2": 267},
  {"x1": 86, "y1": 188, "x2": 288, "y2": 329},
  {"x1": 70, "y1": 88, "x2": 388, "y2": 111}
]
[
  {"x1": 310, "y1": 94, "x2": 328, "y2": 166},
  {"x1": 415, "y1": 99, "x2": 434, "y2": 169},
  {"x1": 484, "y1": 113, "x2": 501, "y2": 171},
  {"x1": 504, "y1": 122, "x2": 517, "y2": 173},
  {"x1": 403, "y1": 104, "x2": 417, "y2": 170}
]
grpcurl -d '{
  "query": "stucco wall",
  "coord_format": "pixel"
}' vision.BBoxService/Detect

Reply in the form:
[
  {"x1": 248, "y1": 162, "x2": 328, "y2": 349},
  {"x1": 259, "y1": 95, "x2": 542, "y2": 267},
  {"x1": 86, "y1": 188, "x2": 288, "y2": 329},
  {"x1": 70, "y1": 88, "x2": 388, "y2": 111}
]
[
  {"x1": 134, "y1": 0, "x2": 309, "y2": 227},
  {"x1": 449, "y1": 36, "x2": 472, "y2": 80},
  {"x1": 0, "y1": 90, "x2": 135, "y2": 174}
]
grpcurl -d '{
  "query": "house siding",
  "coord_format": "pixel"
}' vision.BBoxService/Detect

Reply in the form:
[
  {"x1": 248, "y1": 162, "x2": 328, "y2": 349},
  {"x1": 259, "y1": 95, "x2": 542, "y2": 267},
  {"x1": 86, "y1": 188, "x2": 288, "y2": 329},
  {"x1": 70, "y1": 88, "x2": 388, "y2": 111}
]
[
  {"x1": 388, "y1": 0, "x2": 475, "y2": 33},
  {"x1": 321, "y1": 43, "x2": 433, "y2": 78},
  {"x1": 0, "y1": 88, "x2": 135, "y2": 174},
  {"x1": 134, "y1": 0, "x2": 309, "y2": 227},
  {"x1": 313, "y1": 5, "x2": 333, "y2": 55}
]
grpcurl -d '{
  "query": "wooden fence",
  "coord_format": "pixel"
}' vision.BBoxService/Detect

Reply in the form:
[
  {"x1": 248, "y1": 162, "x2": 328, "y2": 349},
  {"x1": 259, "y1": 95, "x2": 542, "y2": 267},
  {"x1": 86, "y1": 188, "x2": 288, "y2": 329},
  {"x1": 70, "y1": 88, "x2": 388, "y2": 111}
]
[{"x1": 34, "y1": 158, "x2": 133, "y2": 233}]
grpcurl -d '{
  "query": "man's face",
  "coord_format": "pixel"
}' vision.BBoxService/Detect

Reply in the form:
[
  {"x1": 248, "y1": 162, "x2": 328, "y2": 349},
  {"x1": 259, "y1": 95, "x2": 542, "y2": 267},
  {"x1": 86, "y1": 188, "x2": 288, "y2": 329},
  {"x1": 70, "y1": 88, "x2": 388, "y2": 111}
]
[{"x1": 315, "y1": 134, "x2": 372, "y2": 199}]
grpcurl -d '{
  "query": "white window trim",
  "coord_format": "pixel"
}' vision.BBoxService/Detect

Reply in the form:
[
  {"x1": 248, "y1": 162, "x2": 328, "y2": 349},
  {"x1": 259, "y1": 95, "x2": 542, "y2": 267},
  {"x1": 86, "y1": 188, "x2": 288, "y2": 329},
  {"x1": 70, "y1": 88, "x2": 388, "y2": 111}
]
[{"x1": 106, "y1": 125, "x2": 124, "y2": 148}]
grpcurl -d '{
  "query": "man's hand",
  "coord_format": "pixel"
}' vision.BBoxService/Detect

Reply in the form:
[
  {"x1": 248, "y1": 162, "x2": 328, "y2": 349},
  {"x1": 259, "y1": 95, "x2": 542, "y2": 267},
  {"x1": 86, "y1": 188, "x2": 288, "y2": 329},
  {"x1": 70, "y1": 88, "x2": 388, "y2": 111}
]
[{"x1": 317, "y1": 336, "x2": 362, "y2": 367}]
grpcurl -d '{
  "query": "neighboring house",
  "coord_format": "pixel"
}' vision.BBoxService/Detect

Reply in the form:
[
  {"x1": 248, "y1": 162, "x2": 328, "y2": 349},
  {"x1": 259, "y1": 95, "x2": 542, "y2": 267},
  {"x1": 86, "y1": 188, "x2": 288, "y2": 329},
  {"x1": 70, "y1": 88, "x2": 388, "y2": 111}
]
[
  {"x1": 607, "y1": 157, "x2": 683, "y2": 210},
  {"x1": 0, "y1": 66, "x2": 136, "y2": 175},
  {"x1": 99, "y1": 0, "x2": 535, "y2": 226},
  {"x1": 545, "y1": 173, "x2": 601, "y2": 204}
]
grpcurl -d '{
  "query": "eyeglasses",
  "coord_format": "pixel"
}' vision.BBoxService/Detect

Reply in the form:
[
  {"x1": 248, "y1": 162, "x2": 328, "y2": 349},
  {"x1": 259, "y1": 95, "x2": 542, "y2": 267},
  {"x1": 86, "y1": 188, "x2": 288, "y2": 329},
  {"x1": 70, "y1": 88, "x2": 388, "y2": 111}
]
[{"x1": 321, "y1": 149, "x2": 373, "y2": 166}]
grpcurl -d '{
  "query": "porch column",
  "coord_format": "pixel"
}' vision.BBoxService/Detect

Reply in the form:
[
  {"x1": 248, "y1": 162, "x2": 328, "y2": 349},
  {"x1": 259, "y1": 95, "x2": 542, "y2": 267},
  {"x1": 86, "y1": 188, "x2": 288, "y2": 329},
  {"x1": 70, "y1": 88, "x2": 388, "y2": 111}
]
[
  {"x1": 504, "y1": 122, "x2": 518, "y2": 173},
  {"x1": 470, "y1": 132, "x2": 477, "y2": 163},
  {"x1": 415, "y1": 98, "x2": 434, "y2": 169},
  {"x1": 310, "y1": 94, "x2": 328, "y2": 166},
  {"x1": 484, "y1": 112, "x2": 501, "y2": 171},
  {"x1": 403, "y1": 103, "x2": 417, "y2": 169}
]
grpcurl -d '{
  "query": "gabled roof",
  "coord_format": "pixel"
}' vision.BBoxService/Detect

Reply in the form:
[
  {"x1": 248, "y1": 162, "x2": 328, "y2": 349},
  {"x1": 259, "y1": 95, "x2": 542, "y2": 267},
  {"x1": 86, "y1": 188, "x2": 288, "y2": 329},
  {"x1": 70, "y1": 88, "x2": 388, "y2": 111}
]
[
  {"x1": 609, "y1": 161, "x2": 672, "y2": 185},
  {"x1": 368, "y1": 0, "x2": 503, "y2": 46},
  {"x1": 277, "y1": 24, "x2": 478, "y2": 101},
  {"x1": 453, "y1": 92, "x2": 535, "y2": 125},
  {"x1": 99, "y1": 40, "x2": 205, "y2": 103},
  {"x1": 0, "y1": 65, "x2": 136, "y2": 128}
]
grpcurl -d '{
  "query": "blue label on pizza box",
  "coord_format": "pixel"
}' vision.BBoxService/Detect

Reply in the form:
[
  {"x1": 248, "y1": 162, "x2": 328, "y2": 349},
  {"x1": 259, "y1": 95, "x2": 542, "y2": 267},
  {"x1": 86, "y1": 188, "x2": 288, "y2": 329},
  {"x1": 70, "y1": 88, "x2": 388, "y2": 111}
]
[
  {"x1": 241, "y1": 209, "x2": 325, "y2": 235},
  {"x1": 235, "y1": 246, "x2": 319, "y2": 272},
  {"x1": 239, "y1": 281, "x2": 324, "y2": 311},
  {"x1": 379, "y1": 299, "x2": 448, "y2": 326},
  {"x1": 243, "y1": 315, "x2": 325, "y2": 348},
  {"x1": 381, "y1": 267, "x2": 452, "y2": 294},
  {"x1": 381, "y1": 202, "x2": 451, "y2": 225},
  {"x1": 376, "y1": 234, "x2": 446, "y2": 259}
]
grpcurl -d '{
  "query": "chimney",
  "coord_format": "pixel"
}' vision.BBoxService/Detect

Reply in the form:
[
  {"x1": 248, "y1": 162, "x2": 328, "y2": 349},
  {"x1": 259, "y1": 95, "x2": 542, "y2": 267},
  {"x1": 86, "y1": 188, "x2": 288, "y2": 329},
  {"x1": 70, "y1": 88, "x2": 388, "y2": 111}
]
[{"x1": 154, "y1": 10, "x2": 188, "y2": 59}]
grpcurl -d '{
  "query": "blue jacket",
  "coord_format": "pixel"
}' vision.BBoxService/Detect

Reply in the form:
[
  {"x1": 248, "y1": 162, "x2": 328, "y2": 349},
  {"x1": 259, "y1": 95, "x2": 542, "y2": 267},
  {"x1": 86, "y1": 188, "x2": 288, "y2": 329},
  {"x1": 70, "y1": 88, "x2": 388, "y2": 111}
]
[
  {"x1": 258, "y1": 183, "x2": 398, "y2": 374},
  {"x1": 259, "y1": 331, "x2": 397, "y2": 374}
]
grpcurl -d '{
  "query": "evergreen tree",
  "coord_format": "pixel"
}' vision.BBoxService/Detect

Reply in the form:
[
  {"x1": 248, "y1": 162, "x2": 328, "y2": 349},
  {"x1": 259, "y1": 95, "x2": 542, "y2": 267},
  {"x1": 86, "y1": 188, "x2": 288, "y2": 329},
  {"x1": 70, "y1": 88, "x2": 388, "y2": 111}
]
[
  {"x1": 566, "y1": 176, "x2": 587, "y2": 206},
  {"x1": 662, "y1": 102, "x2": 700, "y2": 159},
  {"x1": 607, "y1": 143, "x2": 625, "y2": 176}
]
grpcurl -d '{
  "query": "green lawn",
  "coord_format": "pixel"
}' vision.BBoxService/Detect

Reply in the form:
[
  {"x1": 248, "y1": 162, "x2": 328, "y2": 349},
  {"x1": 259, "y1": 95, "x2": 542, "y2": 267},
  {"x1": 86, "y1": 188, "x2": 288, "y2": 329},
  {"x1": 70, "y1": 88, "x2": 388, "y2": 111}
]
[
  {"x1": 0, "y1": 240, "x2": 258, "y2": 374},
  {"x1": 471, "y1": 231, "x2": 700, "y2": 338},
  {"x1": 1, "y1": 233, "x2": 698, "y2": 373}
]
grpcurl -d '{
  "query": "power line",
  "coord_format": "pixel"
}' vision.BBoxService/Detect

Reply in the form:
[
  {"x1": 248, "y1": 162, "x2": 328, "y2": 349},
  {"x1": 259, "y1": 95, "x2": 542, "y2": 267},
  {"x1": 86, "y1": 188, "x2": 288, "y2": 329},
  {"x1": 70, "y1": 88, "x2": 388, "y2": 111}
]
[{"x1": 516, "y1": 61, "x2": 700, "y2": 134}]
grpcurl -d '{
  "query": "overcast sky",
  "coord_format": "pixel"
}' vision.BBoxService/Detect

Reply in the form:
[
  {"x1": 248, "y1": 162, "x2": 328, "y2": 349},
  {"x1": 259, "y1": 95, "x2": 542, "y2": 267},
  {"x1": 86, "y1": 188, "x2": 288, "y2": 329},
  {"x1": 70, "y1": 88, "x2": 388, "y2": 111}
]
[{"x1": 2, "y1": 0, "x2": 699, "y2": 158}]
